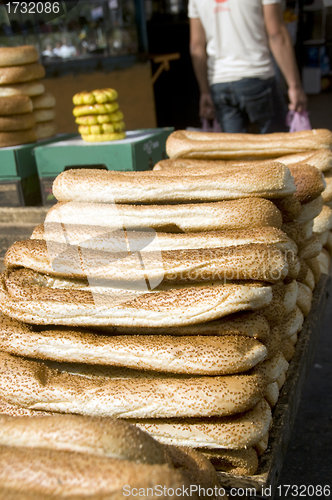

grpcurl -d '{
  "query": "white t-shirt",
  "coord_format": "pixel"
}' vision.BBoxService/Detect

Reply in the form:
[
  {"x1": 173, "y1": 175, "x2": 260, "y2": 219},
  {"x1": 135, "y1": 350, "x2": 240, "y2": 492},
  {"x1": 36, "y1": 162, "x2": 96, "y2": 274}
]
[{"x1": 188, "y1": 0, "x2": 281, "y2": 85}]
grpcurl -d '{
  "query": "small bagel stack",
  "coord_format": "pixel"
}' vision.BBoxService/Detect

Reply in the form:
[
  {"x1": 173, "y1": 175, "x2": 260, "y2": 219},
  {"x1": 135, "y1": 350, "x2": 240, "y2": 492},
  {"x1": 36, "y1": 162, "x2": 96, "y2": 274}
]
[
  {"x1": 73, "y1": 89, "x2": 126, "y2": 142},
  {"x1": 0, "y1": 45, "x2": 57, "y2": 146}
]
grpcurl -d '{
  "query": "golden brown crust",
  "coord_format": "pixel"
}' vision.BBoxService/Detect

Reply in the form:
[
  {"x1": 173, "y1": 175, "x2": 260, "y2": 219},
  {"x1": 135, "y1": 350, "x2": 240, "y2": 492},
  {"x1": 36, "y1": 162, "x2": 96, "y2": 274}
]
[
  {"x1": 52, "y1": 164, "x2": 295, "y2": 204},
  {"x1": 0, "y1": 128, "x2": 36, "y2": 147},
  {"x1": 0, "y1": 45, "x2": 39, "y2": 67},
  {"x1": 33, "y1": 109, "x2": 55, "y2": 123},
  {"x1": 0, "y1": 112, "x2": 35, "y2": 132},
  {"x1": 31, "y1": 92, "x2": 56, "y2": 109},
  {"x1": 34, "y1": 121, "x2": 57, "y2": 140},
  {"x1": 32, "y1": 223, "x2": 298, "y2": 254},
  {"x1": 322, "y1": 171, "x2": 332, "y2": 203},
  {"x1": 273, "y1": 195, "x2": 302, "y2": 222},
  {"x1": 130, "y1": 399, "x2": 271, "y2": 450},
  {"x1": 277, "y1": 149, "x2": 332, "y2": 171},
  {"x1": 46, "y1": 198, "x2": 283, "y2": 233},
  {"x1": 0, "y1": 94, "x2": 33, "y2": 115},
  {"x1": 0, "y1": 80, "x2": 44, "y2": 97},
  {"x1": 0, "y1": 269, "x2": 272, "y2": 327},
  {"x1": 0, "y1": 413, "x2": 170, "y2": 465},
  {"x1": 288, "y1": 163, "x2": 326, "y2": 203},
  {"x1": 4, "y1": 239, "x2": 289, "y2": 283},
  {"x1": 0, "y1": 63, "x2": 45, "y2": 85},
  {"x1": 0, "y1": 351, "x2": 267, "y2": 418},
  {"x1": 313, "y1": 204, "x2": 332, "y2": 233},
  {"x1": 0, "y1": 315, "x2": 268, "y2": 375},
  {"x1": 166, "y1": 129, "x2": 332, "y2": 160},
  {"x1": 200, "y1": 447, "x2": 259, "y2": 475},
  {"x1": 0, "y1": 445, "x2": 194, "y2": 498}
]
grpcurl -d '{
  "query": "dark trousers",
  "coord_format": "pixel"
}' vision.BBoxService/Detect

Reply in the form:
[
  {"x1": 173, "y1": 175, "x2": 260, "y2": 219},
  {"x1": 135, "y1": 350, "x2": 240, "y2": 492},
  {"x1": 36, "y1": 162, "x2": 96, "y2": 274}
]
[{"x1": 210, "y1": 77, "x2": 288, "y2": 133}]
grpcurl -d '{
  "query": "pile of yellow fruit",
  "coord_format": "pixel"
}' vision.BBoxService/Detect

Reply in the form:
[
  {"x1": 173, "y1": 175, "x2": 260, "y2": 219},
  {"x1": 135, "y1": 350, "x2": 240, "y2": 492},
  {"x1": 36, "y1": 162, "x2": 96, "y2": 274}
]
[{"x1": 73, "y1": 88, "x2": 126, "y2": 142}]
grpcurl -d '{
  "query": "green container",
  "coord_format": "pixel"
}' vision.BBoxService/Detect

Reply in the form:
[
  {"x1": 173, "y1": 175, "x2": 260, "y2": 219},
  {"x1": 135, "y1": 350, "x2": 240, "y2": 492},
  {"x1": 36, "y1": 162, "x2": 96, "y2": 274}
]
[
  {"x1": 34, "y1": 128, "x2": 174, "y2": 178},
  {"x1": 0, "y1": 134, "x2": 75, "y2": 206}
]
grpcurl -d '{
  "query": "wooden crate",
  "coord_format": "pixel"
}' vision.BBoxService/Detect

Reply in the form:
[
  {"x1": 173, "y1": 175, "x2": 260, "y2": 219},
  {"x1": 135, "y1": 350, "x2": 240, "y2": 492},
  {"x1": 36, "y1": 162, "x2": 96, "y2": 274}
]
[{"x1": 216, "y1": 275, "x2": 331, "y2": 499}]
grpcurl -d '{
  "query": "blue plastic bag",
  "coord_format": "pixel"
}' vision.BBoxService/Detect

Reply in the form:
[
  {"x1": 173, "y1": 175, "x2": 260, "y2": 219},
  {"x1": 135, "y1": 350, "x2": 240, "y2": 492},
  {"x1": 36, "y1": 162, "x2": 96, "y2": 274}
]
[{"x1": 286, "y1": 111, "x2": 312, "y2": 133}]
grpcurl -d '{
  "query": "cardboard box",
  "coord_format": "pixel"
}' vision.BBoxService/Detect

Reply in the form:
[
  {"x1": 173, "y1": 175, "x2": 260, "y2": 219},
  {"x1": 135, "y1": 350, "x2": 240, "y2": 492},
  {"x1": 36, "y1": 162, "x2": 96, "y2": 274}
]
[
  {"x1": 0, "y1": 134, "x2": 75, "y2": 206},
  {"x1": 34, "y1": 128, "x2": 174, "y2": 178}
]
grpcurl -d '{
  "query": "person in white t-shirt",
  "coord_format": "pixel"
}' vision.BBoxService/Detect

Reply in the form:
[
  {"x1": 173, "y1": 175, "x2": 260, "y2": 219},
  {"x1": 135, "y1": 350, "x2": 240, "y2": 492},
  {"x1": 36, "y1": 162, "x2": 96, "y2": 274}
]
[{"x1": 189, "y1": 0, "x2": 307, "y2": 133}]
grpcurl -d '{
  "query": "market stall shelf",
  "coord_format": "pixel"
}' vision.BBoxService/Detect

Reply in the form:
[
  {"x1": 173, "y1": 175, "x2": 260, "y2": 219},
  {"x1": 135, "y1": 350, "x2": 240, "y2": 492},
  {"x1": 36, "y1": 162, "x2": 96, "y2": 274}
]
[{"x1": 216, "y1": 274, "x2": 331, "y2": 499}]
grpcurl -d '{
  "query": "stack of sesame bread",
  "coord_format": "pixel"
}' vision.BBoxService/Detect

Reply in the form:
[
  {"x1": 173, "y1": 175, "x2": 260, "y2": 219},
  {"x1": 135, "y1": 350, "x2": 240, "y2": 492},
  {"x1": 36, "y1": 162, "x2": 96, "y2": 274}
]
[
  {"x1": 0, "y1": 45, "x2": 56, "y2": 147},
  {"x1": 0, "y1": 128, "x2": 331, "y2": 492}
]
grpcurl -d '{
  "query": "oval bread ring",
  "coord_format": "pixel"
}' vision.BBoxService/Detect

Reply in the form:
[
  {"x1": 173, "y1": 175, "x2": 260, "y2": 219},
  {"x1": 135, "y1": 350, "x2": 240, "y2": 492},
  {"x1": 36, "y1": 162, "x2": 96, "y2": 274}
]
[
  {"x1": 0, "y1": 315, "x2": 268, "y2": 375},
  {"x1": 299, "y1": 233, "x2": 322, "y2": 259},
  {"x1": 274, "y1": 150, "x2": 332, "y2": 171},
  {"x1": 0, "y1": 63, "x2": 45, "y2": 85},
  {"x1": 301, "y1": 266, "x2": 315, "y2": 290},
  {"x1": 0, "y1": 270, "x2": 272, "y2": 328},
  {"x1": 0, "y1": 94, "x2": 32, "y2": 115},
  {"x1": 45, "y1": 198, "x2": 283, "y2": 233},
  {"x1": 264, "y1": 382, "x2": 279, "y2": 407},
  {"x1": 200, "y1": 447, "x2": 259, "y2": 475},
  {"x1": 265, "y1": 326, "x2": 282, "y2": 360},
  {"x1": 166, "y1": 129, "x2": 332, "y2": 160},
  {"x1": 297, "y1": 195, "x2": 324, "y2": 224},
  {"x1": 4, "y1": 239, "x2": 289, "y2": 284},
  {"x1": 0, "y1": 413, "x2": 170, "y2": 465},
  {"x1": 322, "y1": 171, "x2": 332, "y2": 203},
  {"x1": 296, "y1": 281, "x2": 313, "y2": 317},
  {"x1": 52, "y1": 164, "x2": 295, "y2": 204},
  {"x1": 0, "y1": 351, "x2": 267, "y2": 418},
  {"x1": 273, "y1": 195, "x2": 302, "y2": 222},
  {"x1": 81, "y1": 132, "x2": 126, "y2": 142},
  {"x1": 31, "y1": 92, "x2": 56, "y2": 109},
  {"x1": 0, "y1": 45, "x2": 39, "y2": 67},
  {"x1": 73, "y1": 102, "x2": 119, "y2": 116},
  {"x1": 317, "y1": 230, "x2": 330, "y2": 246},
  {"x1": 305, "y1": 256, "x2": 321, "y2": 284},
  {"x1": 35, "y1": 121, "x2": 57, "y2": 140},
  {"x1": 32, "y1": 223, "x2": 298, "y2": 255},
  {"x1": 0, "y1": 80, "x2": 45, "y2": 97},
  {"x1": 0, "y1": 398, "x2": 55, "y2": 417},
  {"x1": 317, "y1": 248, "x2": 331, "y2": 275},
  {"x1": 33, "y1": 109, "x2": 55, "y2": 123},
  {"x1": 0, "y1": 129, "x2": 36, "y2": 148},
  {"x1": 288, "y1": 163, "x2": 326, "y2": 204},
  {"x1": 313, "y1": 204, "x2": 332, "y2": 233},
  {"x1": 0, "y1": 445, "x2": 195, "y2": 499},
  {"x1": 276, "y1": 370, "x2": 287, "y2": 390},
  {"x1": 281, "y1": 339, "x2": 296, "y2": 362},
  {"x1": 258, "y1": 351, "x2": 289, "y2": 383},
  {"x1": 325, "y1": 231, "x2": 332, "y2": 256},
  {"x1": 73, "y1": 88, "x2": 118, "y2": 105},
  {"x1": 289, "y1": 333, "x2": 298, "y2": 345},
  {"x1": 254, "y1": 431, "x2": 269, "y2": 457},
  {"x1": 130, "y1": 399, "x2": 271, "y2": 450},
  {"x1": 279, "y1": 306, "x2": 304, "y2": 340},
  {"x1": 0, "y1": 113, "x2": 35, "y2": 132}
]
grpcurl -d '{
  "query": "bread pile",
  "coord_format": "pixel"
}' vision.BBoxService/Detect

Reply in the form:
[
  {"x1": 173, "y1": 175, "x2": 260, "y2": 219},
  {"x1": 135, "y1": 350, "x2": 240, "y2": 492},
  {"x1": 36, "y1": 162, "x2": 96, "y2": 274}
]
[
  {"x1": 73, "y1": 88, "x2": 126, "y2": 142},
  {"x1": 0, "y1": 413, "x2": 225, "y2": 498},
  {"x1": 0, "y1": 45, "x2": 57, "y2": 147},
  {"x1": 0, "y1": 128, "x2": 330, "y2": 484}
]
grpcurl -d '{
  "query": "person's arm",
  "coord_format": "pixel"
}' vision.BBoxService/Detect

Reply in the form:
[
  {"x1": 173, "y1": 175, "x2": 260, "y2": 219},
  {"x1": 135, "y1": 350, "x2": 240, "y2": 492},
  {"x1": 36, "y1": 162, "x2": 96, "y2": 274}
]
[
  {"x1": 263, "y1": 3, "x2": 307, "y2": 112},
  {"x1": 189, "y1": 17, "x2": 215, "y2": 120}
]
